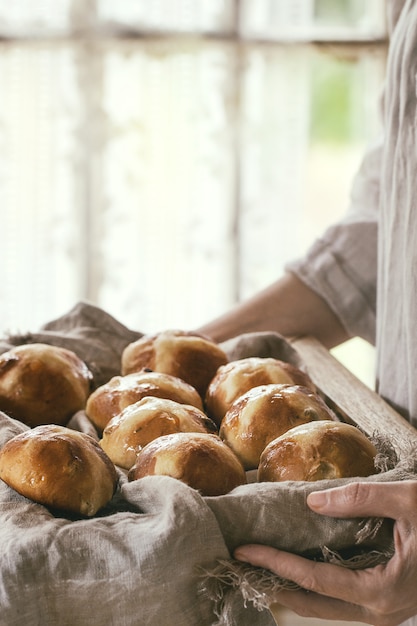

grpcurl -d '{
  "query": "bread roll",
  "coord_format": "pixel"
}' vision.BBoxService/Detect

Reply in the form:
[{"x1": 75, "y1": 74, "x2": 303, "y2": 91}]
[
  {"x1": 0, "y1": 425, "x2": 118, "y2": 516},
  {"x1": 220, "y1": 383, "x2": 336, "y2": 470},
  {"x1": 258, "y1": 420, "x2": 377, "y2": 482},
  {"x1": 121, "y1": 330, "x2": 228, "y2": 398},
  {"x1": 205, "y1": 357, "x2": 316, "y2": 426},
  {"x1": 86, "y1": 371, "x2": 204, "y2": 432},
  {"x1": 128, "y1": 432, "x2": 247, "y2": 496},
  {"x1": 0, "y1": 343, "x2": 93, "y2": 428},
  {"x1": 100, "y1": 397, "x2": 217, "y2": 470}
]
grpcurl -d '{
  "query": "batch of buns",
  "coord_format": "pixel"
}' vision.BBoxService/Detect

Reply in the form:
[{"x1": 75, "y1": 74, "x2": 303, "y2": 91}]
[{"x1": 0, "y1": 330, "x2": 378, "y2": 518}]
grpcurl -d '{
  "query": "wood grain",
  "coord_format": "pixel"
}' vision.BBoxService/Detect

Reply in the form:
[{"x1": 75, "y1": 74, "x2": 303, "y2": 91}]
[{"x1": 290, "y1": 336, "x2": 417, "y2": 457}]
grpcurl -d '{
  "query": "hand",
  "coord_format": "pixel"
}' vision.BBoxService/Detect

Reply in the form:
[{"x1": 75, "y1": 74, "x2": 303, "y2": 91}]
[{"x1": 234, "y1": 480, "x2": 417, "y2": 625}]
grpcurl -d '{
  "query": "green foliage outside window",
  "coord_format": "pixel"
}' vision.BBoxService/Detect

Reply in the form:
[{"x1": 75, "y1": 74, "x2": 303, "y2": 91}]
[
  {"x1": 314, "y1": 0, "x2": 364, "y2": 26},
  {"x1": 310, "y1": 56, "x2": 357, "y2": 144}
]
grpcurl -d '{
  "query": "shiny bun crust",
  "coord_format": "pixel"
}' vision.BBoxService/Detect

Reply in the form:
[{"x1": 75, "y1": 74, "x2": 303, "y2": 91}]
[
  {"x1": 0, "y1": 425, "x2": 118, "y2": 516},
  {"x1": 258, "y1": 420, "x2": 377, "y2": 482},
  {"x1": 86, "y1": 371, "x2": 204, "y2": 432},
  {"x1": 0, "y1": 343, "x2": 93, "y2": 428},
  {"x1": 205, "y1": 357, "x2": 316, "y2": 426},
  {"x1": 220, "y1": 384, "x2": 336, "y2": 470},
  {"x1": 121, "y1": 330, "x2": 228, "y2": 398},
  {"x1": 100, "y1": 397, "x2": 217, "y2": 470},
  {"x1": 128, "y1": 432, "x2": 247, "y2": 496}
]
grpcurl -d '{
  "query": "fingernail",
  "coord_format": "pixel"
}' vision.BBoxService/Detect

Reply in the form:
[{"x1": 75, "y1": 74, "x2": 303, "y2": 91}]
[
  {"x1": 234, "y1": 548, "x2": 249, "y2": 563},
  {"x1": 307, "y1": 491, "x2": 327, "y2": 509}
]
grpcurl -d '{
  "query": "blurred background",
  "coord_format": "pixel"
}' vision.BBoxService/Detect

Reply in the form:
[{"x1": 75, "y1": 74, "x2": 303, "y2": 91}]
[{"x1": 0, "y1": 0, "x2": 387, "y2": 387}]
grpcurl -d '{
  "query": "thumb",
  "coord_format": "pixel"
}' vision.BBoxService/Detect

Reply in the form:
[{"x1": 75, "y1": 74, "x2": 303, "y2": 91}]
[{"x1": 307, "y1": 480, "x2": 414, "y2": 520}]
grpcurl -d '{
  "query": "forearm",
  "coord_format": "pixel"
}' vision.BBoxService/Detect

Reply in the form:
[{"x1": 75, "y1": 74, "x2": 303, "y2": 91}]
[{"x1": 196, "y1": 272, "x2": 350, "y2": 349}]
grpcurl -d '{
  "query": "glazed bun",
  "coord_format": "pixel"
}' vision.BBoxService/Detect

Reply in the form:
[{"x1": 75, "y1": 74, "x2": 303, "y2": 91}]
[
  {"x1": 258, "y1": 420, "x2": 377, "y2": 482},
  {"x1": 100, "y1": 397, "x2": 217, "y2": 470},
  {"x1": 220, "y1": 384, "x2": 336, "y2": 470},
  {"x1": 205, "y1": 357, "x2": 316, "y2": 426},
  {"x1": 0, "y1": 343, "x2": 93, "y2": 428},
  {"x1": 0, "y1": 425, "x2": 118, "y2": 516},
  {"x1": 85, "y1": 371, "x2": 204, "y2": 432},
  {"x1": 128, "y1": 432, "x2": 247, "y2": 496},
  {"x1": 121, "y1": 330, "x2": 228, "y2": 398}
]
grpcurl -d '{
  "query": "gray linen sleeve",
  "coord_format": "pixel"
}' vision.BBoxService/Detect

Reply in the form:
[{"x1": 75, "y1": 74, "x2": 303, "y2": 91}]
[{"x1": 287, "y1": 139, "x2": 382, "y2": 345}]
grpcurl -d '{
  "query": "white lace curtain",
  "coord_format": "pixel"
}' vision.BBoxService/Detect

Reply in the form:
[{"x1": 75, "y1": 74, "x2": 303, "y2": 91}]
[{"x1": 0, "y1": 1, "x2": 386, "y2": 353}]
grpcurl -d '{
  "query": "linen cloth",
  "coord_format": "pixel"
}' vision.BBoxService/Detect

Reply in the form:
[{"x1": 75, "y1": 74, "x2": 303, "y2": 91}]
[{"x1": 0, "y1": 302, "x2": 412, "y2": 626}]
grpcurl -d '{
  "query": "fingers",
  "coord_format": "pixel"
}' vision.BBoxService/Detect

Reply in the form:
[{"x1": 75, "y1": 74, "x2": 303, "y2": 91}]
[
  {"x1": 235, "y1": 544, "x2": 290, "y2": 575},
  {"x1": 234, "y1": 544, "x2": 382, "y2": 607},
  {"x1": 269, "y1": 590, "x2": 371, "y2": 624},
  {"x1": 234, "y1": 544, "x2": 417, "y2": 625},
  {"x1": 307, "y1": 480, "x2": 417, "y2": 520}
]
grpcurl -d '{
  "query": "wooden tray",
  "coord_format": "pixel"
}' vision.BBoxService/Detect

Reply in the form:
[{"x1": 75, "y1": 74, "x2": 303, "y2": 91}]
[{"x1": 291, "y1": 336, "x2": 417, "y2": 458}]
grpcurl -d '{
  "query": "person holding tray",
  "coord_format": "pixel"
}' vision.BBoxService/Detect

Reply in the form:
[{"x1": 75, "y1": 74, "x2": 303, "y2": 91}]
[{"x1": 197, "y1": 0, "x2": 417, "y2": 624}]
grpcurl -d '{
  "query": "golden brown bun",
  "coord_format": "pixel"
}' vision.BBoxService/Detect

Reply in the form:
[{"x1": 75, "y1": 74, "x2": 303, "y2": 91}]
[
  {"x1": 220, "y1": 383, "x2": 336, "y2": 470},
  {"x1": 86, "y1": 371, "x2": 204, "y2": 433},
  {"x1": 205, "y1": 357, "x2": 316, "y2": 426},
  {"x1": 128, "y1": 432, "x2": 247, "y2": 496},
  {"x1": 100, "y1": 397, "x2": 218, "y2": 470},
  {"x1": 121, "y1": 330, "x2": 228, "y2": 398},
  {"x1": 0, "y1": 425, "x2": 118, "y2": 516},
  {"x1": 0, "y1": 343, "x2": 93, "y2": 428},
  {"x1": 258, "y1": 420, "x2": 377, "y2": 482}
]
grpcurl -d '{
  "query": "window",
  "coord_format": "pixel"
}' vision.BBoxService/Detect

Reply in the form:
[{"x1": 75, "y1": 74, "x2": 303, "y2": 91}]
[{"x1": 0, "y1": 0, "x2": 387, "y2": 386}]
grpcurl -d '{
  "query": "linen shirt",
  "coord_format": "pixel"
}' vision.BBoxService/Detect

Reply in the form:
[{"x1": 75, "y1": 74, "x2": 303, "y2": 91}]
[{"x1": 289, "y1": 0, "x2": 417, "y2": 428}]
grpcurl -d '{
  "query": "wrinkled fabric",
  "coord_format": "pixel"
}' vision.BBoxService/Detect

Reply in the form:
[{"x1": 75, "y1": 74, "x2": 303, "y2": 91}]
[
  {"x1": 0, "y1": 412, "x2": 270, "y2": 626},
  {"x1": 0, "y1": 301, "x2": 143, "y2": 389}
]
